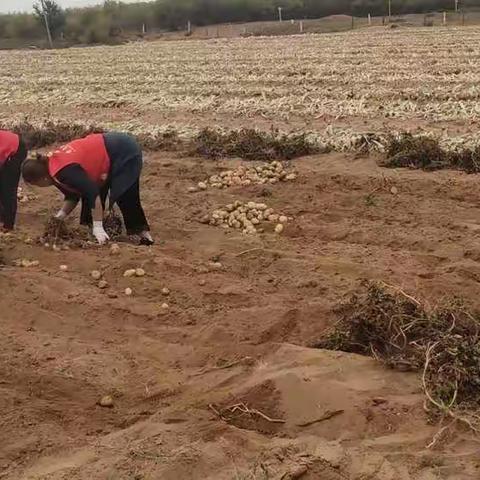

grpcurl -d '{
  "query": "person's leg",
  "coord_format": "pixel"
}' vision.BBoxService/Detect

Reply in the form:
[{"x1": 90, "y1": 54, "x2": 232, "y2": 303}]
[
  {"x1": 116, "y1": 181, "x2": 153, "y2": 244},
  {"x1": 79, "y1": 198, "x2": 92, "y2": 226},
  {"x1": 0, "y1": 138, "x2": 26, "y2": 230}
]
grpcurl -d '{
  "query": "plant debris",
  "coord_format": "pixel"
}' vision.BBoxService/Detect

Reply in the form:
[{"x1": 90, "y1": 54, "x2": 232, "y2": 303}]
[
  {"x1": 191, "y1": 128, "x2": 320, "y2": 161},
  {"x1": 383, "y1": 133, "x2": 480, "y2": 174},
  {"x1": 316, "y1": 282, "x2": 480, "y2": 417},
  {"x1": 42, "y1": 217, "x2": 92, "y2": 248},
  {"x1": 103, "y1": 211, "x2": 123, "y2": 238}
]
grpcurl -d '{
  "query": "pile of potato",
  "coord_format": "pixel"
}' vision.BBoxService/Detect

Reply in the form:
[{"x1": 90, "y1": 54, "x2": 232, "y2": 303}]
[
  {"x1": 194, "y1": 161, "x2": 297, "y2": 191},
  {"x1": 202, "y1": 201, "x2": 289, "y2": 235}
]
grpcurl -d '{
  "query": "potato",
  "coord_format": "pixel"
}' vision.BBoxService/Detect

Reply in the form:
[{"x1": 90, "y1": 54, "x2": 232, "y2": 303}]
[
  {"x1": 275, "y1": 224, "x2": 284, "y2": 234},
  {"x1": 98, "y1": 395, "x2": 114, "y2": 408},
  {"x1": 110, "y1": 243, "x2": 120, "y2": 255},
  {"x1": 268, "y1": 214, "x2": 279, "y2": 222},
  {"x1": 135, "y1": 268, "x2": 146, "y2": 277},
  {"x1": 91, "y1": 270, "x2": 102, "y2": 280},
  {"x1": 123, "y1": 269, "x2": 136, "y2": 278},
  {"x1": 161, "y1": 303, "x2": 169, "y2": 309},
  {"x1": 197, "y1": 181, "x2": 207, "y2": 190},
  {"x1": 60, "y1": 265, "x2": 68, "y2": 272},
  {"x1": 279, "y1": 215, "x2": 288, "y2": 223},
  {"x1": 161, "y1": 287, "x2": 170, "y2": 296},
  {"x1": 285, "y1": 173, "x2": 297, "y2": 181},
  {"x1": 98, "y1": 280, "x2": 108, "y2": 289},
  {"x1": 125, "y1": 287, "x2": 133, "y2": 296}
]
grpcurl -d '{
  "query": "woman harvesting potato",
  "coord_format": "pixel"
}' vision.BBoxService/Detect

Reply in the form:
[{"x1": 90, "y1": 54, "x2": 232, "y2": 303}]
[
  {"x1": 0, "y1": 130, "x2": 28, "y2": 231},
  {"x1": 22, "y1": 131, "x2": 153, "y2": 245}
]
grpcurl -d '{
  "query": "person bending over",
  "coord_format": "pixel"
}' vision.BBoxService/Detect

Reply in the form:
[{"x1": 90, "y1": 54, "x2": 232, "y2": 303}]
[{"x1": 22, "y1": 131, "x2": 153, "y2": 245}]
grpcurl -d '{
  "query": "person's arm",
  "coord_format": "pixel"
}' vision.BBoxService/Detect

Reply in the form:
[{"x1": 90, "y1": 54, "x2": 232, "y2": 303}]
[
  {"x1": 55, "y1": 198, "x2": 79, "y2": 220},
  {"x1": 0, "y1": 153, "x2": 23, "y2": 230},
  {"x1": 55, "y1": 164, "x2": 109, "y2": 244}
]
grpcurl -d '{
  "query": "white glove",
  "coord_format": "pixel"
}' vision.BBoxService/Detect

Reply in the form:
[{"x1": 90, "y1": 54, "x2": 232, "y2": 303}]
[
  {"x1": 55, "y1": 209, "x2": 67, "y2": 220},
  {"x1": 92, "y1": 221, "x2": 110, "y2": 245}
]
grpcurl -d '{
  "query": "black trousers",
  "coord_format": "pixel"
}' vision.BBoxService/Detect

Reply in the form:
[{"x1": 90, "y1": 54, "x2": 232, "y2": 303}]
[
  {"x1": 0, "y1": 137, "x2": 27, "y2": 229},
  {"x1": 80, "y1": 180, "x2": 149, "y2": 235}
]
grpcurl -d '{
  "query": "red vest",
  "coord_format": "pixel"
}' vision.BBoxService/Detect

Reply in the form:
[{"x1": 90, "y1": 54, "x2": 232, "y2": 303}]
[
  {"x1": 49, "y1": 134, "x2": 111, "y2": 193},
  {"x1": 0, "y1": 130, "x2": 20, "y2": 166}
]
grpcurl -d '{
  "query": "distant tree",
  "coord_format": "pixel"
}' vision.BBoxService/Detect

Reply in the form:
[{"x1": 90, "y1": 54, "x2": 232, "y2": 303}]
[{"x1": 33, "y1": 0, "x2": 66, "y2": 38}]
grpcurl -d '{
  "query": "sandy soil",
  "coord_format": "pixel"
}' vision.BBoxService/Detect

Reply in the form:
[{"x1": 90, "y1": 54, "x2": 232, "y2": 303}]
[{"x1": 2, "y1": 151, "x2": 480, "y2": 479}]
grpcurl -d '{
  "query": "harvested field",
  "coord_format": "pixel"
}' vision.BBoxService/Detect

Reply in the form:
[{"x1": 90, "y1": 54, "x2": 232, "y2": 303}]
[{"x1": 2, "y1": 26, "x2": 480, "y2": 480}]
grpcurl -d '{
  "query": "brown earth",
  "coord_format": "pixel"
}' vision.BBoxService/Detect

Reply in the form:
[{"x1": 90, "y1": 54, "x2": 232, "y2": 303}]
[{"x1": 2, "y1": 151, "x2": 480, "y2": 479}]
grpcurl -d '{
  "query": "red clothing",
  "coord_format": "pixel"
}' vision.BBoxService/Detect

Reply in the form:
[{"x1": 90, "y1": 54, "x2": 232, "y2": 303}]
[
  {"x1": 0, "y1": 130, "x2": 20, "y2": 166},
  {"x1": 48, "y1": 134, "x2": 111, "y2": 193}
]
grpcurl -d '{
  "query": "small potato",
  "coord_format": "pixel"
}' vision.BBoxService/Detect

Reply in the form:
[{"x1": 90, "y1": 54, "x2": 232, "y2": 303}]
[
  {"x1": 251, "y1": 218, "x2": 260, "y2": 225},
  {"x1": 91, "y1": 270, "x2": 102, "y2": 280},
  {"x1": 188, "y1": 186, "x2": 198, "y2": 193},
  {"x1": 268, "y1": 214, "x2": 279, "y2": 222},
  {"x1": 275, "y1": 224, "x2": 284, "y2": 234},
  {"x1": 98, "y1": 395, "x2": 114, "y2": 408},
  {"x1": 135, "y1": 268, "x2": 146, "y2": 277},
  {"x1": 125, "y1": 287, "x2": 133, "y2": 296},
  {"x1": 110, "y1": 243, "x2": 120, "y2": 255},
  {"x1": 161, "y1": 287, "x2": 170, "y2": 296},
  {"x1": 161, "y1": 303, "x2": 169, "y2": 309},
  {"x1": 279, "y1": 215, "x2": 288, "y2": 223},
  {"x1": 98, "y1": 280, "x2": 108, "y2": 289},
  {"x1": 60, "y1": 265, "x2": 68, "y2": 272},
  {"x1": 285, "y1": 173, "x2": 297, "y2": 181},
  {"x1": 197, "y1": 182, "x2": 207, "y2": 190},
  {"x1": 123, "y1": 269, "x2": 137, "y2": 278}
]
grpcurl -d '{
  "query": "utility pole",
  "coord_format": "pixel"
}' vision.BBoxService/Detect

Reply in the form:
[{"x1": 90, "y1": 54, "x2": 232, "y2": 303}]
[
  {"x1": 278, "y1": 7, "x2": 283, "y2": 22},
  {"x1": 40, "y1": 0, "x2": 53, "y2": 48},
  {"x1": 455, "y1": 0, "x2": 459, "y2": 12},
  {"x1": 388, "y1": 0, "x2": 391, "y2": 21}
]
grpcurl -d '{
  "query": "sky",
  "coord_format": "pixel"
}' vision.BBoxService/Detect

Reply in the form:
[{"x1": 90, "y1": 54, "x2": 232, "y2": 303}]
[{"x1": 0, "y1": 0, "x2": 150, "y2": 13}]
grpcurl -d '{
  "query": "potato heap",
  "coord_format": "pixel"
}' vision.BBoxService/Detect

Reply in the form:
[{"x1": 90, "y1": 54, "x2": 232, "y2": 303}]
[
  {"x1": 205, "y1": 201, "x2": 289, "y2": 235},
  {"x1": 196, "y1": 161, "x2": 297, "y2": 190}
]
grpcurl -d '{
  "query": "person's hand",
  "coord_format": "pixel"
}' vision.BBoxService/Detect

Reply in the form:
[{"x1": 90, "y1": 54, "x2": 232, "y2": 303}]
[{"x1": 92, "y1": 221, "x2": 110, "y2": 245}]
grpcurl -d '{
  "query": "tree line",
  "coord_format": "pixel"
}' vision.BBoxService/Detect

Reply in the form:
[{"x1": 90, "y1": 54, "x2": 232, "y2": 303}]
[{"x1": 0, "y1": 0, "x2": 478, "y2": 47}]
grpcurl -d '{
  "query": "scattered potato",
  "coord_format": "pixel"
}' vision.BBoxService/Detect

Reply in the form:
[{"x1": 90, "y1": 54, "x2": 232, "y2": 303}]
[
  {"x1": 135, "y1": 268, "x2": 146, "y2": 277},
  {"x1": 59, "y1": 265, "x2": 68, "y2": 272},
  {"x1": 17, "y1": 259, "x2": 40, "y2": 268},
  {"x1": 275, "y1": 224, "x2": 284, "y2": 234},
  {"x1": 125, "y1": 287, "x2": 133, "y2": 296},
  {"x1": 279, "y1": 215, "x2": 288, "y2": 223},
  {"x1": 197, "y1": 181, "x2": 207, "y2": 190},
  {"x1": 161, "y1": 303, "x2": 169, "y2": 309},
  {"x1": 123, "y1": 269, "x2": 136, "y2": 278},
  {"x1": 98, "y1": 280, "x2": 108, "y2": 289},
  {"x1": 161, "y1": 287, "x2": 170, "y2": 296},
  {"x1": 98, "y1": 395, "x2": 114, "y2": 408},
  {"x1": 110, "y1": 243, "x2": 120, "y2": 255},
  {"x1": 91, "y1": 270, "x2": 102, "y2": 280}
]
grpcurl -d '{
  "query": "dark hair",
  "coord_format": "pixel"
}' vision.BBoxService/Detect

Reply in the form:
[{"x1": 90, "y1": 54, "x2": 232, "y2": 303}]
[{"x1": 22, "y1": 153, "x2": 49, "y2": 183}]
